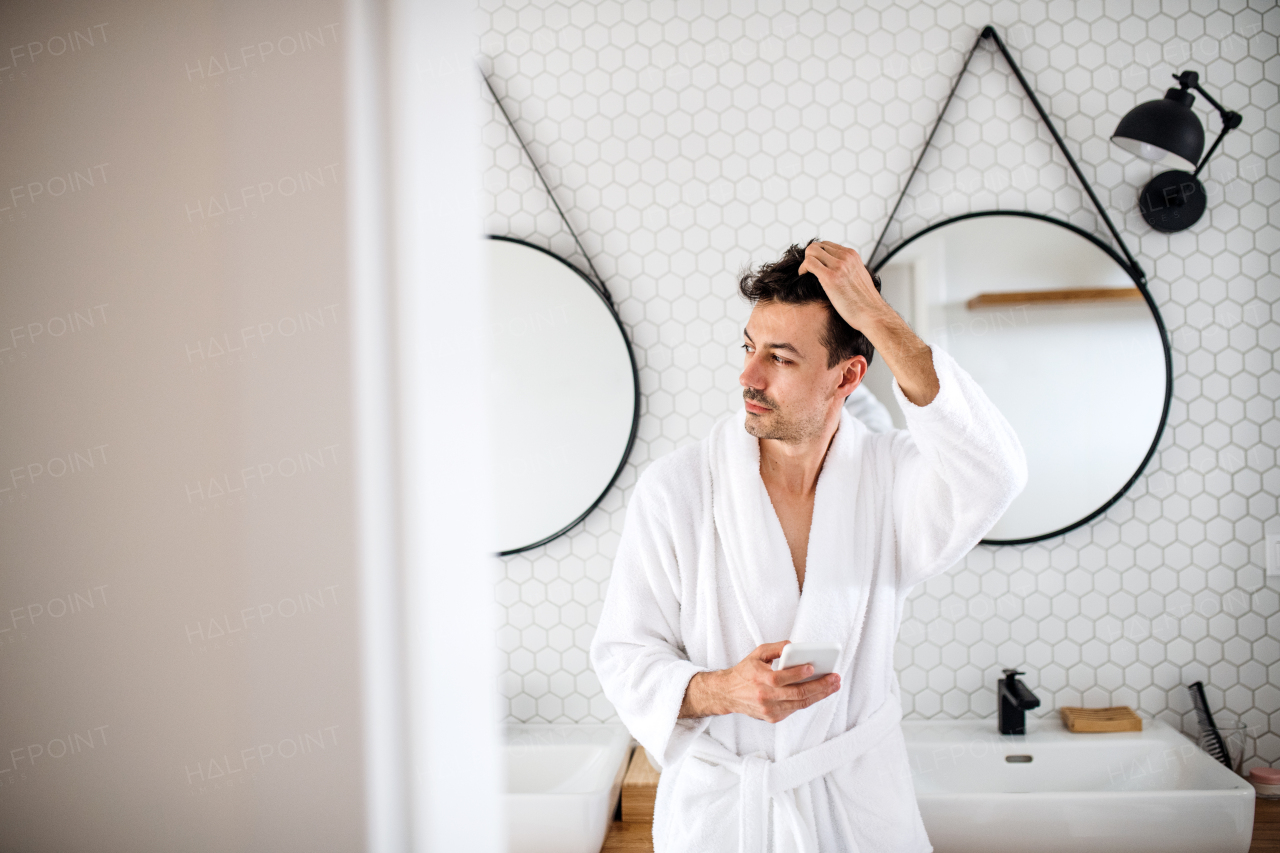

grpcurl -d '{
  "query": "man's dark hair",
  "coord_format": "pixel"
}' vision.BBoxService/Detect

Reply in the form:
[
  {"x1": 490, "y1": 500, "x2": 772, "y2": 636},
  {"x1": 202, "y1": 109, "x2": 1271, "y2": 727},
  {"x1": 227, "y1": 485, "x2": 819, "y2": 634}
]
[{"x1": 737, "y1": 239, "x2": 882, "y2": 369}]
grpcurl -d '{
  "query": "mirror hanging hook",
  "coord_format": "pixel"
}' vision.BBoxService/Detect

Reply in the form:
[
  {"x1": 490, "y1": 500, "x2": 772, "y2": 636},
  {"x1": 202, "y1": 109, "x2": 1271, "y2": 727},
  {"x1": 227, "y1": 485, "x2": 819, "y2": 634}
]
[{"x1": 870, "y1": 25, "x2": 1147, "y2": 289}]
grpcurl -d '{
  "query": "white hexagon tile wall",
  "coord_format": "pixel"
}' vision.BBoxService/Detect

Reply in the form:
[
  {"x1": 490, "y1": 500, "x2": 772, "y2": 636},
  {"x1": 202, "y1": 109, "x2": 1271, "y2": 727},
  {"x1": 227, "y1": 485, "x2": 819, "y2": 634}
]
[{"x1": 479, "y1": 0, "x2": 1280, "y2": 771}]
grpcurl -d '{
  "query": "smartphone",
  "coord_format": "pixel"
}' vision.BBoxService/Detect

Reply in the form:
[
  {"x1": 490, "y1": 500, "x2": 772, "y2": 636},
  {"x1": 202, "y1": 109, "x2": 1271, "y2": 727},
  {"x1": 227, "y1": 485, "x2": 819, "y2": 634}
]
[{"x1": 770, "y1": 642, "x2": 842, "y2": 684}]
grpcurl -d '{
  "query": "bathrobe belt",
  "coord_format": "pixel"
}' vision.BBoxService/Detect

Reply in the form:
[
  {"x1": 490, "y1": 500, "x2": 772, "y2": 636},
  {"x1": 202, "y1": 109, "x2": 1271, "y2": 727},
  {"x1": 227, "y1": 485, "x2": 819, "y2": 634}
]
[{"x1": 687, "y1": 693, "x2": 903, "y2": 853}]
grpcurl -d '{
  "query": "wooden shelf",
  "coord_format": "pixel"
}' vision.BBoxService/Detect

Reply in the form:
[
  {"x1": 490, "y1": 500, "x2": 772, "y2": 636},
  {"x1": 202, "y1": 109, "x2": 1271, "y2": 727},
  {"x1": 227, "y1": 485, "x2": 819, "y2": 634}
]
[
  {"x1": 620, "y1": 746, "x2": 660, "y2": 822},
  {"x1": 967, "y1": 287, "x2": 1143, "y2": 309},
  {"x1": 1252, "y1": 797, "x2": 1280, "y2": 852},
  {"x1": 601, "y1": 819, "x2": 654, "y2": 852},
  {"x1": 601, "y1": 746, "x2": 660, "y2": 852}
]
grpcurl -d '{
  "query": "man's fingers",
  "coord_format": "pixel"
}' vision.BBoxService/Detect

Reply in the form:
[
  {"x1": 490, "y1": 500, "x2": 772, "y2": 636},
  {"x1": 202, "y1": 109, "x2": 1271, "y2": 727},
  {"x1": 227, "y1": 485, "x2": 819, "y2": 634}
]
[
  {"x1": 778, "y1": 674, "x2": 840, "y2": 702},
  {"x1": 769, "y1": 663, "x2": 816, "y2": 687},
  {"x1": 778, "y1": 671, "x2": 839, "y2": 701},
  {"x1": 754, "y1": 640, "x2": 791, "y2": 663},
  {"x1": 761, "y1": 677, "x2": 840, "y2": 721},
  {"x1": 808, "y1": 241, "x2": 866, "y2": 273},
  {"x1": 804, "y1": 243, "x2": 834, "y2": 269},
  {"x1": 751, "y1": 675, "x2": 840, "y2": 722}
]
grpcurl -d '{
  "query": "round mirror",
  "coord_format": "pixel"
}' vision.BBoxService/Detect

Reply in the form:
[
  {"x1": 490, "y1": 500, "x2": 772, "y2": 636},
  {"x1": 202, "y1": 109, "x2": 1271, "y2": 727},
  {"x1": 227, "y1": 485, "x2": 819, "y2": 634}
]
[
  {"x1": 871, "y1": 212, "x2": 1171, "y2": 543},
  {"x1": 484, "y1": 236, "x2": 640, "y2": 555}
]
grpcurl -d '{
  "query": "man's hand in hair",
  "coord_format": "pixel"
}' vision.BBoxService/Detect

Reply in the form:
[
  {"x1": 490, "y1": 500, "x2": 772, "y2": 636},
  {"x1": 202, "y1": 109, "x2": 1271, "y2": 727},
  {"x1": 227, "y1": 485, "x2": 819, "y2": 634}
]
[
  {"x1": 796, "y1": 240, "x2": 891, "y2": 334},
  {"x1": 798, "y1": 241, "x2": 940, "y2": 407}
]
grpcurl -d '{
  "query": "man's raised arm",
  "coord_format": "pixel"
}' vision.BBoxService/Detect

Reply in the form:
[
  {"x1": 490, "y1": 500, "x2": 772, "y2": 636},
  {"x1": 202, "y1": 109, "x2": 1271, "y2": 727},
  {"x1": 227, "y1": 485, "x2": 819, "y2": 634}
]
[
  {"x1": 796, "y1": 240, "x2": 940, "y2": 407},
  {"x1": 798, "y1": 239, "x2": 1027, "y2": 587}
]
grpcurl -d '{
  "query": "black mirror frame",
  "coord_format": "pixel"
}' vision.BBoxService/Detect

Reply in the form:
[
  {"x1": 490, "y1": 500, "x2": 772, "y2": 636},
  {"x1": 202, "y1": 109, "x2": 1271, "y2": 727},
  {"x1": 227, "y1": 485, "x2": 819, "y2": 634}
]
[
  {"x1": 872, "y1": 210, "x2": 1174, "y2": 545},
  {"x1": 485, "y1": 234, "x2": 642, "y2": 556}
]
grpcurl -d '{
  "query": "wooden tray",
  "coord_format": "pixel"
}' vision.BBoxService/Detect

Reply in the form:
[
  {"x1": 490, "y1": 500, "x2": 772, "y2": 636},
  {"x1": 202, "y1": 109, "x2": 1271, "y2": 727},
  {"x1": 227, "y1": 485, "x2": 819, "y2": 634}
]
[{"x1": 1059, "y1": 706, "x2": 1143, "y2": 733}]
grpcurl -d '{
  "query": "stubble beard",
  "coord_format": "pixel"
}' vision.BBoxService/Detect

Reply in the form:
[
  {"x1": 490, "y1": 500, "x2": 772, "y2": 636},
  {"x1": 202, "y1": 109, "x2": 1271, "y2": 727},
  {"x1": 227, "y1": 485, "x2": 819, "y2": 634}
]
[{"x1": 743, "y1": 398, "x2": 827, "y2": 443}]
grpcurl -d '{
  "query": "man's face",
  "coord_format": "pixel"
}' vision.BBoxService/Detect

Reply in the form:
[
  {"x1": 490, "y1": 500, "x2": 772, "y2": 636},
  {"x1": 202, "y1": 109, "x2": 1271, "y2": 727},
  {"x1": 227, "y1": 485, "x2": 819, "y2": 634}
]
[{"x1": 739, "y1": 300, "x2": 865, "y2": 442}]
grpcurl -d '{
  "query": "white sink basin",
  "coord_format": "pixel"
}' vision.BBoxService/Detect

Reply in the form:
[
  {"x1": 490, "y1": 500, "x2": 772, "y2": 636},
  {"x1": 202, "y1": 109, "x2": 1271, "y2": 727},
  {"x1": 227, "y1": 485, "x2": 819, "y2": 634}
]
[
  {"x1": 504, "y1": 723, "x2": 632, "y2": 853},
  {"x1": 902, "y1": 716, "x2": 1255, "y2": 853}
]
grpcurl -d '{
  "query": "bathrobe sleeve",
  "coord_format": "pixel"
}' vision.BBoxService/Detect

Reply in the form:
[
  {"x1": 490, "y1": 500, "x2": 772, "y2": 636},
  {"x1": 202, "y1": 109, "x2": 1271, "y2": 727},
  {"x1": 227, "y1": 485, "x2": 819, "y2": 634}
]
[
  {"x1": 887, "y1": 343, "x2": 1028, "y2": 589},
  {"x1": 589, "y1": 460, "x2": 713, "y2": 768}
]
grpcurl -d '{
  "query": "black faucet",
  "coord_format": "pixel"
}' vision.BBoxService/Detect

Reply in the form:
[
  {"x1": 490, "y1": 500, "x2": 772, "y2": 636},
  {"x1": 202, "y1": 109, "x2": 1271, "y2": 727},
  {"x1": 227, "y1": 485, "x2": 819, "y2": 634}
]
[{"x1": 998, "y1": 668, "x2": 1041, "y2": 735}]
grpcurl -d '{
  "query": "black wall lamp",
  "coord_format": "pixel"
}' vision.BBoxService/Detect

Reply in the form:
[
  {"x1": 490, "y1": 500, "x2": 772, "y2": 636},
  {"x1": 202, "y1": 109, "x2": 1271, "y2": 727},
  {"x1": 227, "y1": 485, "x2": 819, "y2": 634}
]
[{"x1": 1111, "y1": 70, "x2": 1243, "y2": 233}]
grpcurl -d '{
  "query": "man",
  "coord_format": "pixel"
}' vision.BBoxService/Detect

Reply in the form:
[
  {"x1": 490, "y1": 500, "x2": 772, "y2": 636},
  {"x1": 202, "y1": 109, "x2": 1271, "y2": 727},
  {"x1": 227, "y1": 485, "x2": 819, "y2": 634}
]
[{"x1": 589, "y1": 239, "x2": 1027, "y2": 852}]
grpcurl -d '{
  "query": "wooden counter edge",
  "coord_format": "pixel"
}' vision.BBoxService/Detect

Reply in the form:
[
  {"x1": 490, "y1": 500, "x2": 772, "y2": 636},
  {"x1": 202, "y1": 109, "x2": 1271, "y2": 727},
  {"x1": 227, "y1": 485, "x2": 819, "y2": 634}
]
[{"x1": 603, "y1": 746, "x2": 659, "y2": 852}]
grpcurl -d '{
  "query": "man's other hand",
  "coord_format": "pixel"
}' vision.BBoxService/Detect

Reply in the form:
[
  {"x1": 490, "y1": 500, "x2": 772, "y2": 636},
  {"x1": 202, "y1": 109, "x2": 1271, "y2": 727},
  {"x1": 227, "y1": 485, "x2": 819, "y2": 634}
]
[{"x1": 678, "y1": 641, "x2": 841, "y2": 723}]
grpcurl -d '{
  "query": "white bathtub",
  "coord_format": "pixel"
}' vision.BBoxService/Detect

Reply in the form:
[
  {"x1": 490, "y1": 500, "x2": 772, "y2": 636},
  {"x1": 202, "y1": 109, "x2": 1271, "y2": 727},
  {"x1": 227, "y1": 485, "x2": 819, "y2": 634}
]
[{"x1": 504, "y1": 723, "x2": 632, "y2": 853}]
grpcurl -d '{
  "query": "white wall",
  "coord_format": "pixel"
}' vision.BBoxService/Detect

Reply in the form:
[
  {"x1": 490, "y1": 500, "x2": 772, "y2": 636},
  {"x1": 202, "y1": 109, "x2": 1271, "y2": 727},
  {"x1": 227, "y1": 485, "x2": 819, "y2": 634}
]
[{"x1": 480, "y1": 0, "x2": 1280, "y2": 774}]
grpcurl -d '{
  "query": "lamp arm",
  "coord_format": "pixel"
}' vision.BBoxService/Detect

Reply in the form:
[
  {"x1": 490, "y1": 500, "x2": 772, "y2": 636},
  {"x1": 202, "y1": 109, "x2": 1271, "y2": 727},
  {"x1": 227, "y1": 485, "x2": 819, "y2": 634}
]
[
  {"x1": 1192, "y1": 122, "x2": 1233, "y2": 179},
  {"x1": 1172, "y1": 72, "x2": 1243, "y2": 178},
  {"x1": 1185, "y1": 79, "x2": 1232, "y2": 120}
]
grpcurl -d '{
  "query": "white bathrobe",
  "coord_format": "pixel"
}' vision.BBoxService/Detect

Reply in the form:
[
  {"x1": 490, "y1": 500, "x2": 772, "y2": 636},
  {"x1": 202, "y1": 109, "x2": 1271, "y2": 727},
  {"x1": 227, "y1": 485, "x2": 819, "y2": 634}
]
[{"x1": 589, "y1": 343, "x2": 1028, "y2": 853}]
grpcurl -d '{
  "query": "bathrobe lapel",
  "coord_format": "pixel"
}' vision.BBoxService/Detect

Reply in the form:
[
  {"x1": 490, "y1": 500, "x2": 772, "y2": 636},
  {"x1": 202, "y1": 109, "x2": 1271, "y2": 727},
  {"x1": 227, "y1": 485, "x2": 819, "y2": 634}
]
[
  {"x1": 709, "y1": 409, "x2": 800, "y2": 649},
  {"x1": 779, "y1": 408, "x2": 878, "y2": 754},
  {"x1": 710, "y1": 408, "x2": 876, "y2": 753}
]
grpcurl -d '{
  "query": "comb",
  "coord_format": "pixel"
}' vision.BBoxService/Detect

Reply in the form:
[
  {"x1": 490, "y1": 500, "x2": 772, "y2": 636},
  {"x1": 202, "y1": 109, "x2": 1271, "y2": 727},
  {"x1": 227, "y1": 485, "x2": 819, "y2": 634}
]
[{"x1": 1188, "y1": 681, "x2": 1230, "y2": 769}]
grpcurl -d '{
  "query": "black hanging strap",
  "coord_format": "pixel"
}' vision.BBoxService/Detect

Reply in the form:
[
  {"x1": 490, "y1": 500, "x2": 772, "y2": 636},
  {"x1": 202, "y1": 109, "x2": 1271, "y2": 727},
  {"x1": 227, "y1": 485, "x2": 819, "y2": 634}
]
[
  {"x1": 478, "y1": 64, "x2": 614, "y2": 305},
  {"x1": 871, "y1": 25, "x2": 1147, "y2": 287},
  {"x1": 869, "y1": 31, "x2": 987, "y2": 269}
]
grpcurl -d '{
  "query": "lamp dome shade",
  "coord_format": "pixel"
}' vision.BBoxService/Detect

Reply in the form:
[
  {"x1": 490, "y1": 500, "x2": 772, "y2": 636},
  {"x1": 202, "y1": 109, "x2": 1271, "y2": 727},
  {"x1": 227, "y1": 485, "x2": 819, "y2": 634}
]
[{"x1": 1111, "y1": 90, "x2": 1204, "y2": 173}]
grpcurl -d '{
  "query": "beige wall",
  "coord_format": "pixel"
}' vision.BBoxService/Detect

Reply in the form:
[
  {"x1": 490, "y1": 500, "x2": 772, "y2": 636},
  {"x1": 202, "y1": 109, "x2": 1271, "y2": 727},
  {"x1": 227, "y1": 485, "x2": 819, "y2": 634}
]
[{"x1": 0, "y1": 1, "x2": 363, "y2": 849}]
